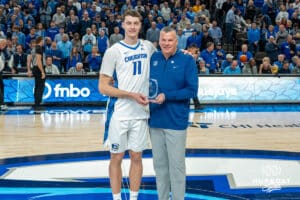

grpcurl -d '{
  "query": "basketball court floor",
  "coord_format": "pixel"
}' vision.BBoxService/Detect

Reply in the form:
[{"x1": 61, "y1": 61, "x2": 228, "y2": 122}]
[{"x1": 0, "y1": 104, "x2": 300, "y2": 200}]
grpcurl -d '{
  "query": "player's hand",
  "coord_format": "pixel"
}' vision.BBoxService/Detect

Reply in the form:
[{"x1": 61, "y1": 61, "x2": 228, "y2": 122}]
[
  {"x1": 149, "y1": 93, "x2": 165, "y2": 104},
  {"x1": 131, "y1": 93, "x2": 149, "y2": 106}
]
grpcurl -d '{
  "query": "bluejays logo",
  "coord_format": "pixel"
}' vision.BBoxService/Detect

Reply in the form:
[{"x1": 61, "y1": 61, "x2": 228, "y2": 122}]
[
  {"x1": 111, "y1": 143, "x2": 119, "y2": 151},
  {"x1": 153, "y1": 61, "x2": 158, "y2": 67}
]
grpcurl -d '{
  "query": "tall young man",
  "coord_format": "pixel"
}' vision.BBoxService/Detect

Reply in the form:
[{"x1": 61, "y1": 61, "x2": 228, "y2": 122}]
[{"x1": 98, "y1": 10, "x2": 156, "y2": 200}]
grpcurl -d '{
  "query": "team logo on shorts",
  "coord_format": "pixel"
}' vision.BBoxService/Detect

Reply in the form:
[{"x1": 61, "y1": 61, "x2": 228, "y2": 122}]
[{"x1": 111, "y1": 143, "x2": 119, "y2": 151}]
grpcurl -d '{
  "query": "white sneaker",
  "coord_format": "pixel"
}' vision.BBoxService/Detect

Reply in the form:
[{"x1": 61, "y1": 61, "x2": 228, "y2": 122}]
[{"x1": 0, "y1": 104, "x2": 8, "y2": 110}]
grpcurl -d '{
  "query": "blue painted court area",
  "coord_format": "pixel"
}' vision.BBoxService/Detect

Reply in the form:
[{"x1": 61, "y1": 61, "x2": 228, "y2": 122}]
[{"x1": 0, "y1": 150, "x2": 300, "y2": 200}]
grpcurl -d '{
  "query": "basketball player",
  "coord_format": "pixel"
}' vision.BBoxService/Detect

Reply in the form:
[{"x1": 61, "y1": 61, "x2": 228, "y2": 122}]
[{"x1": 98, "y1": 10, "x2": 156, "y2": 200}]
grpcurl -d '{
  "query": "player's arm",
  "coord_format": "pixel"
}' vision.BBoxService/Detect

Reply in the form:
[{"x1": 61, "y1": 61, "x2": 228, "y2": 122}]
[{"x1": 99, "y1": 74, "x2": 148, "y2": 105}]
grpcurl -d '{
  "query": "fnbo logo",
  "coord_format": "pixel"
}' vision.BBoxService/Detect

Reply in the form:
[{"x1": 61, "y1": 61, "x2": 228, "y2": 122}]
[{"x1": 43, "y1": 83, "x2": 91, "y2": 99}]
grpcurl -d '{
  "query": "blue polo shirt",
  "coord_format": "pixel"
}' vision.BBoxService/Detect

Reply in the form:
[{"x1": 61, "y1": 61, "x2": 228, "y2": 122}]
[{"x1": 149, "y1": 50, "x2": 198, "y2": 130}]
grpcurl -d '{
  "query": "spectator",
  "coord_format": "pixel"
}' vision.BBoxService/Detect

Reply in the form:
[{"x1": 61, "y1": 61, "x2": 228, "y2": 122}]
[
  {"x1": 265, "y1": 36, "x2": 279, "y2": 63},
  {"x1": 237, "y1": 44, "x2": 253, "y2": 68},
  {"x1": 201, "y1": 42, "x2": 218, "y2": 73},
  {"x1": 9, "y1": 44, "x2": 27, "y2": 74},
  {"x1": 57, "y1": 34, "x2": 72, "y2": 72},
  {"x1": 66, "y1": 12, "x2": 80, "y2": 38},
  {"x1": 177, "y1": 28, "x2": 188, "y2": 50},
  {"x1": 191, "y1": 16, "x2": 202, "y2": 33},
  {"x1": 186, "y1": 29, "x2": 201, "y2": 49},
  {"x1": 12, "y1": 25, "x2": 25, "y2": 48},
  {"x1": 198, "y1": 59, "x2": 210, "y2": 74},
  {"x1": 278, "y1": 60, "x2": 292, "y2": 74},
  {"x1": 280, "y1": 34, "x2": 296, "y2": 61},
  {"x1": 223, "y1": 60, "x2": 241, "y2": 74},
  {"x1": 67, "y1": 62, "x2": 86, "y2": 75},
  {"x1": 44, "y1": 56, "x2": 60, "y2": 75},
  {"x1": 247, "y1": 22, "x2": 260, "y2": 55},
  {"x1": 66, "y1": 47, "x2": 81, "y2": 71},
  {"x1": 259, "y1": 57, "x2": 273, "y2": 74},
  {"x1": 161, "y1": 1, "x2": 171, "y2": 22},
  {"x1": 45, "y1": 41, "x2": 62, "y2": 71},
  {"x1": 97, "y1": 29, "x2": 109, "y2": 56},
  {"x1": 71, "y1": 32, "x2": 83, "y2": 56},
  {"x1": 109, "y1": 26, "x2": 123, "y2": 46},
  {"x1": 183, "y1": 22, "x2": 194, "y2": 38},
  {"x1": 200, "y1": 30, "x2": 214, "y2": 51},
  {"x1": 221, "y1": 53, "x2": 234, "y2": 71},
  {"x1": 46, "y1": 21, "x2": 60, "y2": 41},
  {"x1": 36, "y1": 23, "x2": 46, "y2": 38},
  {"x1": 292, "y1": 58, "x2": 300, "y2": 73},
  {"x1": 25, "y1": 27, "x2": 37, "y2": 50},
  {"x1": 276, "y1": 24, "x2": 289, "y2": 46},
  {"x1": 146, "y1": 21, "x2": 160, "y2": 46},
  {"x1": 242, "y1": 58, "x2": 258, "y2": 74},
  {"x1": 273, "y1": 54, "x2": 285, "y2": 70},
  {"x1": 52, "y1": 6, "x2": 66, "y2": 28},
  {"x1": 54, "y1": 27, "x2": 65, "y2": 43},
  {"x1": 39, "y1": 0, "x2": 52, "y2": 28},
  {"x1": 276, "y1": 5, "x2": 289, "y2": 22},
  {"x1": 82, "y1": 27, "x2": 96, "y2": 58},
  {"x1": 225, "y1": 5, "x2": 236, "y2": 43},
  {"x1": 208, "y1": 20, "x2": 222, "y2": 45},
  {"x1": 86, "y1": 45, "x2": 102, "y2": 72},
  {"x1": 79, "y1": 10, "x2": 93, "y2": 36}
]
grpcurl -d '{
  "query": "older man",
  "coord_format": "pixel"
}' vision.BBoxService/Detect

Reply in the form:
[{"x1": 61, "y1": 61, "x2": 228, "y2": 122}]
[{"x1": 149, "y1": 27, "x2": 199, "y2": 200}]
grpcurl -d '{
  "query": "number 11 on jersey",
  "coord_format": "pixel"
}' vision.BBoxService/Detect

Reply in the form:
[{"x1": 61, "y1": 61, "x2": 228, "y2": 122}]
[{"x1": 133, "y1": 61, "x2": 142, "y2": 75}]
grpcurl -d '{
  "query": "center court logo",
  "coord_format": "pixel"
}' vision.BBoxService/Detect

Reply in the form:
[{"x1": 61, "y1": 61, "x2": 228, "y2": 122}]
[{"x1": 43, "y1": 83, "x2": 91, "y2": 99}]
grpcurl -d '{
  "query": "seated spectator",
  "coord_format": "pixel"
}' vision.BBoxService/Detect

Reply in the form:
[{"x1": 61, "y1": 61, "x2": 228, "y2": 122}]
[
  {"x1": 44, "y1": 56, "x2": 60, "y2": 75},
  {"x1": 146, "y1": 21, "x2": 160, "y2": 46},
  {"x1": 186, "y1": 29, "x2": 201, "y2": 49},
  {"x1": 177, "y1": 28, "x2": 188, "y2": 50},
  {"x1": 292, "y1": 57, "x2": 300, "y2": 74},
  {"x1": 215, "y1": 42, "x2": 226, "y2": 66},
  {"x1": 9, "y1": 44, "x2": 27, "y2": 74},
  {"x1": 259, "y1": 58, "x2": 274, "y2": 74},
  {"x1": 66, "y1": 47, "x2": 81, "y2": 71},
  {"x1": 247, "y1": 22, "x2": 260, "y2": 55},
  {"x1": 221, "y1": 53, "x2": 234, "y2": 72},
  {"x1": 198, "y1": 59, "x2": 210, "y2": 74},
  {"x1": 280, "y1": 34, "x2": 296, "y2": 61},
  {"x1": 237, "y1": 44, "x2": 253, "y2": 68},
  {"x1": 242, "y1": 58, "x2": 258, "y2": 74},
  {"x1": 201, "y1": 42, "x2": 218, "y2": 73},
  {"x1": 46, "y1": 21, "x2": 60, "y2": 41},
  {"x1": 208, "y1": 20, "x2": 222, "y2": 44},
  {"x1": 223, "y1": 60, "x2": 241, "y2": 74},
  {"x1": 86, "y1": 46, "x2": 102, "y2": 72},
  {"x1": 273, "y1": 54, "x2": 285, "y2": 70},
  {"x1": 71, "y1": 32, "x2": 83, "y2": 56},
  {"x1": 67, "y1": 62, "x2": 86, "y2": 75},
  {"x1": 278, "y1": 60, "x2": 292, "y2": 74}
]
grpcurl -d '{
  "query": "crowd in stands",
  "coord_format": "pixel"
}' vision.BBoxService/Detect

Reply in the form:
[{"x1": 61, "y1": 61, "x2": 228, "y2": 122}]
[{"x1": 0, "y1": 0, "x2": 300, "y2": 75}]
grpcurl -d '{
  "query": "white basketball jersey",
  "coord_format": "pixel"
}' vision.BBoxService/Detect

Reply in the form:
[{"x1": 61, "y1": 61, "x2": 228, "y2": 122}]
[{"x1": 100, "y1": 39, "x2": 155, "y2": 120}]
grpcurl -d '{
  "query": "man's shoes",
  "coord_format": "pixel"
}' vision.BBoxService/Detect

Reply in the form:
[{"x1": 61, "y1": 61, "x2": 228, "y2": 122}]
[{"x1": 0, "y1": 104, "x2": 8, "y2": 111}]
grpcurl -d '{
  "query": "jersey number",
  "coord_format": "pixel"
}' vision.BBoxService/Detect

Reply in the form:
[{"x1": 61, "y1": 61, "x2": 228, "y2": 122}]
[{"x1": 133, "y1": 61, "x2": 142, "y2": 75}]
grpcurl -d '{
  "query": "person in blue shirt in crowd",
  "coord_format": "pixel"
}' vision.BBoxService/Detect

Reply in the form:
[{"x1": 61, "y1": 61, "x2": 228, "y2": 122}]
[
  {"x1": 186, "y1": 29, "x2": 201, "y2": 49},
  {"x1": 247, "y1": 22, "x2": 260, "y2": 55},
  {"x1": 97, "y1": 29, "x2": 109, "y2": 56},
  {"x1": 86, "y1": 45, "x2": 102, "y2": 72},
  {"x1": 221, "y1": 53, "x2": 234, "y2": 72},
  {"x1": 149, "y1": 26, "x2": 198, "y2": 200},
  {"x1": 201, "y1": 42, "x2": 218, "y2": 73},
  {"x1": 223, "y1": 60, "x2": 242, "y2": 74},
  {"x1": 237, "y1": 44, "x2": 253, "y2": 69}
]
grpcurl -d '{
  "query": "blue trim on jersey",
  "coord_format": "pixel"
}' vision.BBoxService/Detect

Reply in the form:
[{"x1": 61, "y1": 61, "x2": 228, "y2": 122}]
[
  {"x1": 118, "y1": 40, "x2": 141, "y2": 50},
  {"x1": 103, "y1": 72, "x2": 118, "y2": 143}
]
